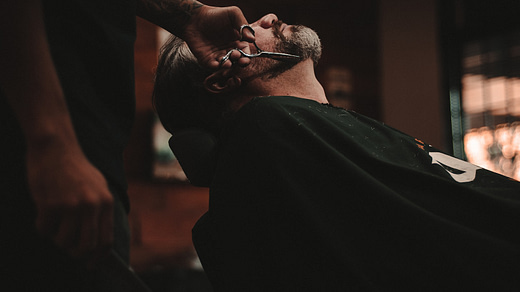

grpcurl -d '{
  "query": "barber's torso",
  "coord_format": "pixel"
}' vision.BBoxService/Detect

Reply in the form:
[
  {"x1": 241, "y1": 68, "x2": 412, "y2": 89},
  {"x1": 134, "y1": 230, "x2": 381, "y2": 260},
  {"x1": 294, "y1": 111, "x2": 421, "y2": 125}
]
[{"x1": 0, "y1": 0, "x2": 137, "y2": 208}]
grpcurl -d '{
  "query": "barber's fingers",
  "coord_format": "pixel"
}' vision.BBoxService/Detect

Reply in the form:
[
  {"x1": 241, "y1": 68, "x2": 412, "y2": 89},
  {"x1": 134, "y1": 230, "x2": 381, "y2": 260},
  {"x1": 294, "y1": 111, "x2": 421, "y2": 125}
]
[
  {"x1": 53, "y1": 209, "x2": 81, "y2": 251},
  {"x1": 219, "y1": 7, "x2": 255, "y2": 68},
  {"x1": 226, "y1": 29, "x2": 255, "y2": 68},
  {"x1": 226, "y1": 6, "x2": 255, "y2": 43},
  {"x1": 74, "y1": 196, "x2": 113, "y2": 259},
  {"x1": 235, "y1": 46, "x2": 252, "y2": 67},
  {"x1": 235, "y1": 57, "x2": 251, "y2": 67},
  {"x1": 242, "y1": 29, "x2": 255, "y2": 42},
  {"x1": 73, "y1": 205, "x2": 100, "y2": 257},
  {"x1": 96, "y1": 198, "x2": 114, "y2": 252},
  {"x1": 77, "y1": 200, "x2": 114, "y2": 267},
  {"x1": 39, "y1": 197, "x2": 113, "y2": 260},
  {"x1": 239, "y1": 24, "x2": 255, "y2": 42},
  {"x1": 219, "y1": 49, "x2": 249, "y2": 68}
]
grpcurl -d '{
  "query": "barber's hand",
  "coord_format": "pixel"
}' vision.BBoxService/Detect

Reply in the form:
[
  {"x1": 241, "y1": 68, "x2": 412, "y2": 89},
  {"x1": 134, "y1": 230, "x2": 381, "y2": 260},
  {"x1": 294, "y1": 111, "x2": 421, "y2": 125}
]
[
  {"x1": 182, "y1": 5, "x2": 255, "y2": 69},
  {"x1": 27, "y1": 144, "x2": 114, "y2": 261}
]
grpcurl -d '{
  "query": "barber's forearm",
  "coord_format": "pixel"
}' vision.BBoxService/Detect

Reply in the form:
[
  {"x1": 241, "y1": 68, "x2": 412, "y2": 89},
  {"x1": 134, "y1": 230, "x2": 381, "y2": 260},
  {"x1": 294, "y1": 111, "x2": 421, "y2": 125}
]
[
  {"x1": 136, "y1": 0, "x2": 205, "y2": 37},
  {"x1": 0, "y1": 0, "x2": 80, "y2": 151}
]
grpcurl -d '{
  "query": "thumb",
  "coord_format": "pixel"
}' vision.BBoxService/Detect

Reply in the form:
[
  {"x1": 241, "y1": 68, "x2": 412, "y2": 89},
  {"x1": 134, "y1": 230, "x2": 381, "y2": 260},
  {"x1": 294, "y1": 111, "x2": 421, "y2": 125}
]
[{"x1": 227, "y1": 6, "x2": 254, "y2": 43}]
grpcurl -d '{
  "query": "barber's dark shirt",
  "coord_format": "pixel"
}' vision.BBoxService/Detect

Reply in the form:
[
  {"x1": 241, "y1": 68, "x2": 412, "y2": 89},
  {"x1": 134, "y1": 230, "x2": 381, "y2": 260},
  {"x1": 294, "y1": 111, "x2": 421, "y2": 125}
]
[
  {"x1": 0, "y1": 0, "x2": 136, "y2": 210},
  {"x1": 193, "y1": 96, "x2": 520, "y2": 291}
]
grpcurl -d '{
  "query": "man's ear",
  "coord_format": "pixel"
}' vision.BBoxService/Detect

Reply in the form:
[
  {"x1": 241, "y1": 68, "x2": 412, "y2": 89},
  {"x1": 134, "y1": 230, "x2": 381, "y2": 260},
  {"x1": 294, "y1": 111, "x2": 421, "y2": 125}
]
[{"x1": 204, "y1": 70, "x2": 241, "y2": 94}]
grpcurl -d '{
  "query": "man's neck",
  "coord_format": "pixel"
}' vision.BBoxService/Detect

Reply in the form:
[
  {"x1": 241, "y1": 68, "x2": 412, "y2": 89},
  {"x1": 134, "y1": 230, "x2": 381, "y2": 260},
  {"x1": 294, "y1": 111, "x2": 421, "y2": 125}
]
[{"x1": 239, "y1": 59, "x2": 328, "y2": 106}]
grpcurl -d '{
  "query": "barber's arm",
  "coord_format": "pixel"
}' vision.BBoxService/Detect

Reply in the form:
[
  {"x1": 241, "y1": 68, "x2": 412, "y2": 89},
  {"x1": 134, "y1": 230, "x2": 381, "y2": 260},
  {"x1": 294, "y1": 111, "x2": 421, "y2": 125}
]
[
  {"x1": 0, "y1": 0, "x2": 114, "y2": 259},
  {"x1": 136, "y1": 0, "x2": 255, "y2": 69}
]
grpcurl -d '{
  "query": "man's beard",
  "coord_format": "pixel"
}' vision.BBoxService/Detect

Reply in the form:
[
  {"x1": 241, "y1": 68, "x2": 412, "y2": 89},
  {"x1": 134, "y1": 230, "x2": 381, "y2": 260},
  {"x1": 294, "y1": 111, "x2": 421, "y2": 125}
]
[
  {"x1": 277, "y1": 24, "x2": 322, "y2": 66},
  {"x1": 254, "y1": 23, "x2": 322, "y2": 78}
]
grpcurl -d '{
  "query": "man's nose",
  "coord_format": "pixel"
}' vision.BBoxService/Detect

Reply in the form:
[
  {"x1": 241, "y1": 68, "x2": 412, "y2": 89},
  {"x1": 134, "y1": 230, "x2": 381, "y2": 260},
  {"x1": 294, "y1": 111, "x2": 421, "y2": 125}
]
[{"x1": 251, "y1": 13, "x2": 279, "y2": 29}]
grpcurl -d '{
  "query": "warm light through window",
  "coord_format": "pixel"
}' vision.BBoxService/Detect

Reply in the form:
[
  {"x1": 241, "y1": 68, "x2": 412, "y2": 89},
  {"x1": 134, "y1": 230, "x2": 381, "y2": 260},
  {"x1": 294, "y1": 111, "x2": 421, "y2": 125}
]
[
  {"x1": 460, "y1": 31, "x2": 520, "y2": 181},
  {"x1": 464, "y1": 123, "x2": 520, "y2": 180},
  {"x1": 462, "y1": 73, "x2": 519, "y2": 180},
  {"x1": 461, "y1": 72, "x2": 520, "y2": 180}
]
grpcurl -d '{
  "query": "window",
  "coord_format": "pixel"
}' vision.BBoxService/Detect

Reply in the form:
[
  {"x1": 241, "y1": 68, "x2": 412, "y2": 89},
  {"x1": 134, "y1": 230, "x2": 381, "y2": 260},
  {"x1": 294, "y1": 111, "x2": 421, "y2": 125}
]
[{"x1": 460, "y1": 32, "x2": 520, "y2": 179}]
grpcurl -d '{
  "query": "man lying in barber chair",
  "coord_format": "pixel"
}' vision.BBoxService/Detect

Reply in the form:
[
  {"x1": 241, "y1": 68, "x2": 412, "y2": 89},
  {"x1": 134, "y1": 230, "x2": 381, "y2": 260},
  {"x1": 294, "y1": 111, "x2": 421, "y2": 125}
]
[{"x1": 153, "y1": 13, "x2": 520, "y2": 292}]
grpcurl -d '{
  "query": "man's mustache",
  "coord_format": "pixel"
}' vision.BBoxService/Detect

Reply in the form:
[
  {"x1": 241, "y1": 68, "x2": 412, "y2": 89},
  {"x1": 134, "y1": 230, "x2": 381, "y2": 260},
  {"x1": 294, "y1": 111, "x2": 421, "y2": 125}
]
[{"x1": 272, "y1": 20, "x2": 287, "y2": 41}]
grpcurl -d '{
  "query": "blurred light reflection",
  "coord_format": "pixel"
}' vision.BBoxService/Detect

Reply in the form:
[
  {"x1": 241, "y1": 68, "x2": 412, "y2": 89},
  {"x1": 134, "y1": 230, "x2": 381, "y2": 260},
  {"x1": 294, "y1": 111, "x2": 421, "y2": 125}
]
[{"x1": 464, "y1": 123, "x2": 520, "y2": 180}]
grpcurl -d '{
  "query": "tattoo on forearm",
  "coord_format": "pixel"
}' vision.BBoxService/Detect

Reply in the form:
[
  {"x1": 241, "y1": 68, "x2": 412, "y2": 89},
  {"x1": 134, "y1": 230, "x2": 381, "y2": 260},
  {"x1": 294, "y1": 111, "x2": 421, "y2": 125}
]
[{"x1": 136, "y1": 0, "x2": 203, "y2": 34}]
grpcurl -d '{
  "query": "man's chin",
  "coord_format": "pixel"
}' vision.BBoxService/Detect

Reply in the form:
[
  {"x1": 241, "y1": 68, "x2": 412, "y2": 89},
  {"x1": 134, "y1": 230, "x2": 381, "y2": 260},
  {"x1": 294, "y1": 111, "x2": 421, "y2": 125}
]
[{"x1": 280, "y1": 25, "x2": 322, "y2": 65}]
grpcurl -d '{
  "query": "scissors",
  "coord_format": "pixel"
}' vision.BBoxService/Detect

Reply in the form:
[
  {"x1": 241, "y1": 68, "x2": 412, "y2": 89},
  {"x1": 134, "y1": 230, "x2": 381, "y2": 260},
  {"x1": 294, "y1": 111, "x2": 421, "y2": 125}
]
[{"x1": 220, "y1": 25, "x2": 301, "y2": 66}]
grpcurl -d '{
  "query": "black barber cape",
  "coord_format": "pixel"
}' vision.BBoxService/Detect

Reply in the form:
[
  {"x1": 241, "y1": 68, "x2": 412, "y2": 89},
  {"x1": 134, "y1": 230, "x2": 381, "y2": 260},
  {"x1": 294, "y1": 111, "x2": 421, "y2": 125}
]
[{"x1": 192, "y1": 96, "x2": 520, "y2": 291}]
